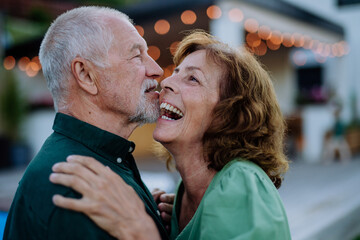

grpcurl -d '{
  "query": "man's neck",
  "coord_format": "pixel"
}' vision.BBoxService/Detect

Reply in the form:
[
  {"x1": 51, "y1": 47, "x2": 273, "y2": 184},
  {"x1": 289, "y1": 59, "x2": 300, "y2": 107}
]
[{"x1": 59, "y1": 105, "x2": 139, "y2": 140}]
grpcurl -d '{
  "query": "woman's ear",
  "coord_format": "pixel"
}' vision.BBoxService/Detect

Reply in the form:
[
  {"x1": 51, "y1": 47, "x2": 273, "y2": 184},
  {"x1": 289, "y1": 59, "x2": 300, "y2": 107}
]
[{"x1": 71, "y1": 57, "x2": 98, "y2": 95}]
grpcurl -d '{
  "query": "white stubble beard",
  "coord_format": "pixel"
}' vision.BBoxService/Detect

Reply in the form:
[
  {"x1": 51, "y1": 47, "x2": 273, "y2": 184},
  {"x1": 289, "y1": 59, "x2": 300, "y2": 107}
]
[{"x1": 129, "y1": 79, "x2": 160, "y2": 124}]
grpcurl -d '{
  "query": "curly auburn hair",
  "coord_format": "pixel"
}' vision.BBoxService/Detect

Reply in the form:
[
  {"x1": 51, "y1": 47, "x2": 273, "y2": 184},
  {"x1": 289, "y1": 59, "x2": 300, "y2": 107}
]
[{"x1": 163, "y1": 30, "x2": 289, "y2": 188}]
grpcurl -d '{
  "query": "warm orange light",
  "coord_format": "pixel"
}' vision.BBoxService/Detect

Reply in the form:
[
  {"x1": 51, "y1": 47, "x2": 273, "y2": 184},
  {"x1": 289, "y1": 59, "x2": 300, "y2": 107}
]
[
  {"x1": 169, "y1": 41, "x2": 180, "y2": 56},
  {"x1": 154, "y1": 20, "x2": 170, "y2": 35},
  {"x1": 228, "y1": 8, "x2": 243, "y2": 22},
  {"x1": 160, "y1": 64, "x2": 176, "y2": 81},
  {"x1": 163, "y1": 68, "x2": 172, "y2": 78},
  {"x1": 253, "y1": 41, "x2": 267, "y2": 56},
  {"x1": 244, "y1": 19, "x2": 259, "y2": 33},
  {"x1": 31, "y1": 56, "x2": 42, "y2": 71},
  {"x1": 18, "y1": 57, "x2": 30, "y2": 71},
  {"x1": 293, "y1": 50, "x2": 307, "y2": 66},
  {"x1": 3, "y1": 56, "x2": 16, "y2": 70},
  {"x1": 26, "y1": 62, "x2": 39, "y2": 77},
  {"x1": 266, "y1": 39, "x2": 280, "y2": 51},
  {"x1": 269, "y1": 31, "x2": 283, "y2": 45},
  {"x1": 181, "y1": 10, "x2": 197, "y2": 25},
  {"x1": 148, "y1": 46, "x2": 161, "y2": 61},
  {"x1": 135, "y1": 25, "x2": 144, "y2": 37},
  {"x1": 258, "y1": 25, "x2": 272, "y2": 40},
  {"x1": 282, "y1": 32, "x2": 294, "y2": 47},
  {"x1": 303, "y1": 35, "x2": 312, "y2": 49},
  {"x1": 246, "y1": 33, "x2": 261, "y2": 48},
  {"x1": 292, "y1": 33, "x2": 304, "y2": 47},
  {"x1": 207, "y1": 5, "x2": 222, "y2": 19}
]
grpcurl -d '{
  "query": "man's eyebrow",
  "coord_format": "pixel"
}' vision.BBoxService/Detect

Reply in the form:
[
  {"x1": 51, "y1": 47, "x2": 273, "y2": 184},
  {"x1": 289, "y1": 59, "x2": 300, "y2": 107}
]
[{"x1": 130, "y1": 43, "x2": 144, "y2": 52}]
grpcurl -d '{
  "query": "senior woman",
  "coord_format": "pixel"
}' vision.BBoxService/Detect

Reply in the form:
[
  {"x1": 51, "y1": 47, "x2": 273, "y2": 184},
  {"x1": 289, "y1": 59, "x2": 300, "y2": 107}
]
[{"x1": 50, "y1": 31, "x2": 291, "y2": 240}]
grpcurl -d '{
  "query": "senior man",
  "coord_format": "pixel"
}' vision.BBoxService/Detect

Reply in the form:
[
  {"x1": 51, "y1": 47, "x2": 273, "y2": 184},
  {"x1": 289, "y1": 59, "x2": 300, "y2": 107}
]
[{"x1": 4, "y1": 6, "x2": 168, "y2": 240}]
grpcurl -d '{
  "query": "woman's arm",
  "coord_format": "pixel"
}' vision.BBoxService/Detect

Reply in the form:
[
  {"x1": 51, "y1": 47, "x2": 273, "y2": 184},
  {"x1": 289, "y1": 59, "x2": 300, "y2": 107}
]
[{"x1": 49, "y1": 155, "x2": 172, "y2": 240}]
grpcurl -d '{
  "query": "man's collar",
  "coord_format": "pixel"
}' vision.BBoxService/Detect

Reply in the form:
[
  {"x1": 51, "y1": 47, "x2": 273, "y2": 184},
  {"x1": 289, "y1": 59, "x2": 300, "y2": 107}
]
[{"x1": 52, "y1": 112, "x2": 135, "y2": 164}]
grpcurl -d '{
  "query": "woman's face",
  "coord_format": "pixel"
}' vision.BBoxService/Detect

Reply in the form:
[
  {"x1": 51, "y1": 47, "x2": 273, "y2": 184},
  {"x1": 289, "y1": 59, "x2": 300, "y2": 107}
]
[{"x1": 153, "y1": 49, "x2": 223, "y2": 146}]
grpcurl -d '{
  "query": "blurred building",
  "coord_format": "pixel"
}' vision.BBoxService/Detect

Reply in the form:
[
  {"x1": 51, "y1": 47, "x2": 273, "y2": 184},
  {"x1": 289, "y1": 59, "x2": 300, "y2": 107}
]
[{"x1": 0, "y1": 0, "x2": 359, "y2": 166}]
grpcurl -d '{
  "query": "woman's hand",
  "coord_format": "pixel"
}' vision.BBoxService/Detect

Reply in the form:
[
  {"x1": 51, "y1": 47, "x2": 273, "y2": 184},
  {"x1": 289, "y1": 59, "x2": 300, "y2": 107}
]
[
  {"x1": 152, "y1": 189, "x2": 175, "y2": 232},
  {"x1": 49, "y1": 155, "x2": 161, "y2": 240}
]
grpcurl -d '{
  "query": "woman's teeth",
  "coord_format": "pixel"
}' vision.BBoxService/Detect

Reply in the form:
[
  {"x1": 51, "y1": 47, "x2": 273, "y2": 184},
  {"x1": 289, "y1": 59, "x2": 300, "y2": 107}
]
[{"x1": 160, "y1": 102, "x2": 184, "y2": 120}]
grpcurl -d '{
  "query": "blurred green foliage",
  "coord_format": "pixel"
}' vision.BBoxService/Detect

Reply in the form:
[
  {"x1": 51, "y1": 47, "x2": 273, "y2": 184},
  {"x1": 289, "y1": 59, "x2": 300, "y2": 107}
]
[{"x1": 0, "y1": 70, "x2": 27, "y2": 142}]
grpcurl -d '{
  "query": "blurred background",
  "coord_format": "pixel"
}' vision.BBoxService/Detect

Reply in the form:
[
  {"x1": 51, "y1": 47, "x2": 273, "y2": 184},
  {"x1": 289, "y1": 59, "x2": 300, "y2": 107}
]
[{"x1": 0, "y1": 0, "x2": 359, "y2": 239}]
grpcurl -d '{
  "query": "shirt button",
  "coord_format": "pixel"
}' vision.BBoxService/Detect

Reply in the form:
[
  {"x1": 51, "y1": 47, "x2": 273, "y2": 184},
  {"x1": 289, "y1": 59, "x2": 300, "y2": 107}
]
[
  {"x1": 116, "y1": 157, "x2": 122, "y2": 163},
  {"x1": 157, "y1": 210, "x2": 161, "y2": 216},
  {"x1": 128, "y1": 146, "x2": 133, "y2": 152}
]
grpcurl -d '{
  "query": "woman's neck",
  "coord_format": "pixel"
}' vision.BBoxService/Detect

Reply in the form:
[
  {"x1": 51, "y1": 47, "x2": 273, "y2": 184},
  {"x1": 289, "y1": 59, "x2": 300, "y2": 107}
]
[
  {"x1": 169, "y1": 144, "x2": 216, "y2": 231},
  {"x1": 172, "y1": 144, "x2": 216, "y2": 208}
]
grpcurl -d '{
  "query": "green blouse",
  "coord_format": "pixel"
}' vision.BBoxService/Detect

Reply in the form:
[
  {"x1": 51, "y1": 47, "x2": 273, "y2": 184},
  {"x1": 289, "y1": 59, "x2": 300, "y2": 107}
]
[{"x1": 170, "y1": 159, "x2": 291, "y2": 240}]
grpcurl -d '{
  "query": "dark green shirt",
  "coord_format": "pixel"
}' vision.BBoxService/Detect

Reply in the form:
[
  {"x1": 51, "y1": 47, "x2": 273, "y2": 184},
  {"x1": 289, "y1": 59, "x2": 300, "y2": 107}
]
[{"x1": 4, "y1": 113, "x2": 168, "y2": 240}]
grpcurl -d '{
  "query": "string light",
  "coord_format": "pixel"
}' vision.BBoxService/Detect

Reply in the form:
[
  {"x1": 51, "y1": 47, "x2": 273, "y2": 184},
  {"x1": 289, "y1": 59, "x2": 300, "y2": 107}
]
[
  {"x1": 148, "y1": 46, "x2": 161, "y2": 61},
  {"x1": 154, "y1": 19, "x2": 170, "y2": 35},
  {"x1": 244, "y1": 19, "x2": 259, "y2": 33},
  {"x1": 181, "y1": 10, "x2": 197, "y2": 25},
  {"x1": 3, "y1": 56, "x2": 16, "y2": 70},
  {"x1": 170, "y1": 41, "x2": 180, "y2": 56},
  {"x1": 135, "y1": 25, "x2": 144, "y2": 37},
  {"x1": 228, "y1": 8, "x2": 244, "y2": 22},
  {"x1": 207, "y1": 5, "x2": 222, "y2": 19}
]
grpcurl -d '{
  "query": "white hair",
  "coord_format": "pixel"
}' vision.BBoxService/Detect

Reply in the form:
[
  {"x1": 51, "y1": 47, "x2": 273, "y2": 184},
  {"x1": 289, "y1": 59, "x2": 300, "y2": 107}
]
[{"x1": 39, "y1": 6, "x2": 132, "y2": 111}]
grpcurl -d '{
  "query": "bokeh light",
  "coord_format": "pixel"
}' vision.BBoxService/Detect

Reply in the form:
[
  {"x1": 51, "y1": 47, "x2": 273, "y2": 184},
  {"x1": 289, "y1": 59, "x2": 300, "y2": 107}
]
[
  {"x1": 207, "y1": 5, "x2": 222, "y2": 19},
  {"x1": 18, "y1": 57, "x2": 30, "y2": 71},
  {"x1": 246, "y1": 33, "x2": 261, "y2": 48},
  {"x1": 228, "y1": 8, "x2": 243, "y2": 22},
  {"x1": 3, "y1": 56, "x2": 16, "y2": 70},
  {"x1": 266, "y1": 39, "x2": 280, "y2": 50},
  {"x1": 244, "y1": 19, "x2": 259, "y2": 33},
  {"x1": 148, "y1": 46, "x2": 161, "y2": 61},
  {"x1": 181, "y1": 10, "x2": 197, "y2": 25},
  {"x1": 269, "y1": 30, "x2": 283, "y2": 45},
  {"x1": 282, "y1": 32, "x2": 294, "y2": 47},
  {"x1": 293, "y1": 50, "x2": 307, "y2": 66},
  {"x1": 169, "y1": 41, "x2": 180, "y2": 56},
  {"x1": 135, "y1": 25, "x2": 144, "y2": 37},
  {"x1": 154, "y1": 20, "x2": 170, "y2": 35},
  {"x1": 292, "y1": 33, "x2": 304, "y2": 47},
  {"x1": 26, "y1": 62, "x2": 39, "y2": 77},
  {"x1": 258, "y1": 25, "x2": 272, "y2": 40},
  {"x1": 253, "y1": 41, "x2": 267, "y2": 56}
]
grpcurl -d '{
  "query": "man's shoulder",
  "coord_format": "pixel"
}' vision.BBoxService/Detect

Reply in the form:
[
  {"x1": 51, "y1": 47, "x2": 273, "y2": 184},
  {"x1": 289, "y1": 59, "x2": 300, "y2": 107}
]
[{"x1": 12, "y1": 132, "x2": 95, "y2": 222}]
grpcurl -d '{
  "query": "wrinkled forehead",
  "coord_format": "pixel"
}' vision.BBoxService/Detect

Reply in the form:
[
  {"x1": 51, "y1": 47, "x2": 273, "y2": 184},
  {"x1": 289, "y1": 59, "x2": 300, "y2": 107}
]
[{"x1": 108, "y1": 17, "x2": 147, "y2": 51}]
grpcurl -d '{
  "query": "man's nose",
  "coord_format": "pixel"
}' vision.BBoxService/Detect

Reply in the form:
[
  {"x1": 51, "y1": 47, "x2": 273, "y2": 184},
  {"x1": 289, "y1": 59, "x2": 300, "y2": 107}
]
[{"x1": 146, "y1": 55, "x2": 163, "y2": 79}]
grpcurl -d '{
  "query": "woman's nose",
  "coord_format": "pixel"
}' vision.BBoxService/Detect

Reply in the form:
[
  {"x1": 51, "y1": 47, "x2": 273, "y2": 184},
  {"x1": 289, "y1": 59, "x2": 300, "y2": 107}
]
[{"x1": 160, "y1": 76, "x2": 175, "y2": 92}]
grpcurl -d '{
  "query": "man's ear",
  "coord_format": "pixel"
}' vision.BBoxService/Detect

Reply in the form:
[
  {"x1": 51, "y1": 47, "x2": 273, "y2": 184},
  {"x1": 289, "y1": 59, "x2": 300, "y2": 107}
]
[{"x1": 71, "y1": 57, "x2": 98, "y2": 95}]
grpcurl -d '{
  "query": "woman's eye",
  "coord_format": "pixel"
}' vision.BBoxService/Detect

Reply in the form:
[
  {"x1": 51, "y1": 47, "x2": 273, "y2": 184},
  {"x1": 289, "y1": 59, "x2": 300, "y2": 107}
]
[{"x1": 189, "y1": 76, "x2": 199, "y2": 83}]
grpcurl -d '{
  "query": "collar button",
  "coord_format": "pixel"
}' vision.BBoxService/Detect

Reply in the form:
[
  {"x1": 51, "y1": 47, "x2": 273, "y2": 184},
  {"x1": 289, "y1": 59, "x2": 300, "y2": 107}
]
[
  {"x1": 116, "y1": 157, "x2": 122, "y2": 163},
  {"x1": 128, "y1": 146, "x2": 133, "y2": 153}
]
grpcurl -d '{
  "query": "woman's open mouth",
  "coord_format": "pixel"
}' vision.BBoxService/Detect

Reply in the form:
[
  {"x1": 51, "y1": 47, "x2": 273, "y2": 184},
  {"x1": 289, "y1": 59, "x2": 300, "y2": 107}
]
[{"x1": 160, "y1": 102, "x2": 184, "y2": 120}]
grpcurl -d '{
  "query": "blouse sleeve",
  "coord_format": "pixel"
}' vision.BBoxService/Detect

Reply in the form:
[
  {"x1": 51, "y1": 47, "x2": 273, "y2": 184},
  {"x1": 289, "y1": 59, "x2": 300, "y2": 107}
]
[{"x1": 197, "y1": 163, "x2": 291, "y2": 240}]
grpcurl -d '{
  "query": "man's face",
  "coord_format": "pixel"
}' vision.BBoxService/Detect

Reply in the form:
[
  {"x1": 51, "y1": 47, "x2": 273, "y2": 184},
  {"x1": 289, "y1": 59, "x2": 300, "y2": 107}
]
[{"x1": 97, "y1": 17, "x2": 163, "y2": 124}]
